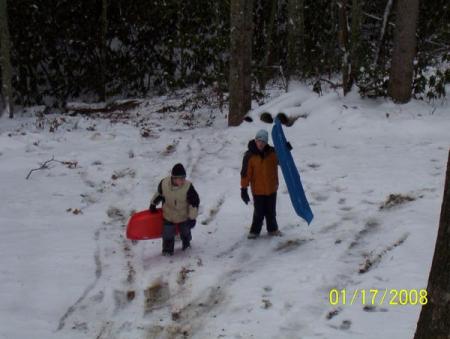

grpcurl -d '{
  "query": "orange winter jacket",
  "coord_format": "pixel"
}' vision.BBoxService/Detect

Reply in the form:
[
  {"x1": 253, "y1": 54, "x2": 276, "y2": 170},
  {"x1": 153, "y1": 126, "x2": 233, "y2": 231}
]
[{"x1": 240, "y1": 140, "x2": 278, "y2": 195}]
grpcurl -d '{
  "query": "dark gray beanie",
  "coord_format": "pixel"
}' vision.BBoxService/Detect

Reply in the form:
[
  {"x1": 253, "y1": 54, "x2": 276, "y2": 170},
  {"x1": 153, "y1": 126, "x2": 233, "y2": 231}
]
[{"x1": 171, "y1": 163, "x2": 186, "y2": 178}]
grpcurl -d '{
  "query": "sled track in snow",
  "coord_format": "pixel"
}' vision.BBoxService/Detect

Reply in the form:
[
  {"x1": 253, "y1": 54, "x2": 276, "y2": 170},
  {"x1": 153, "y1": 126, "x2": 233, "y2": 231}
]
[
  {"x1": 201, "y1": 195, "x2": 225, "y2": 226},
  {"x1": 57, "y1": 245, "x2": 102, "y2": 331}
]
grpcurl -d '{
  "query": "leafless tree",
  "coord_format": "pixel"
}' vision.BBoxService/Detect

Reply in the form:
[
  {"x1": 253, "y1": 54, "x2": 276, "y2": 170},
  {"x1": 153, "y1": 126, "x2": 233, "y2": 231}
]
[
  {"x1": 388, "y1": 0, "x2": 420, "y2": 103},
  {"x1": 414, "y1": 150, "x2": 450, "y2": 339},
  {"x1": 228, "y1": 0, "x2": 253, "y2": 126},
  {"x1": 0, "y1": 0, "x2": 13, "y2": 118}
]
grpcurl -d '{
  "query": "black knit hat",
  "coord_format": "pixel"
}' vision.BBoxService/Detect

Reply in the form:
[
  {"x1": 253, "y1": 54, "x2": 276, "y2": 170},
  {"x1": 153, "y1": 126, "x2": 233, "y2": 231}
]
[{"x1": 171, "y1": 163, "x2": 186, "y2": 178}]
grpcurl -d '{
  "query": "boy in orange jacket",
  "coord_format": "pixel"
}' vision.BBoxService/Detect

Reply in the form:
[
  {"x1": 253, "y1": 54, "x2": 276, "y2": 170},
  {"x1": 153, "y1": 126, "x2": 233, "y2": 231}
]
[{"x1": 240, "y1": 130, "x2": 281, "y2": 238}]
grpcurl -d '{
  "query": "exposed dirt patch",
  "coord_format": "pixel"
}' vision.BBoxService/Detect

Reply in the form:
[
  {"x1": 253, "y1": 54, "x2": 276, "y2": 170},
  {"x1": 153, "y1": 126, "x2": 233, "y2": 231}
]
[
  {"x1": 168, "y1": 285, "x2": 226, "y2": 338},
  {"x1": 161, "y1": 140, "x2": 179, "y2": 156},
  {"x1": 261, "y1": 299, "x2": 273, "y2": 309},
  {"x1": 363, "y1": 305, "x2": 388, "y2": 312},
  {"x1": 359, "y1": 234, "x2": 409, "y2": 274},
  {"x1": 177, "y1": 267, "x2": 195, "y2": 286},
  {"x1": 326, "y1": 308, "x2": 342, "y2": 320},
  {"x1": 275, "y1": 238, "x2": 312, "y2": 253},
  {"x1": 380, "y1": 193, "x2": 417, "y2": 210},
  {"x1": 111, "y1": 168, "x2": 136, "y2": 180},
  {"x1": 126, "y1": 261, "x2": 136, "y2": 284},
  {"x1": 307, "y1": 163, "x2": 321, "y2": 169},
  {"x1": 144, "y1": 279, "x2": 171, "y2": 313}
]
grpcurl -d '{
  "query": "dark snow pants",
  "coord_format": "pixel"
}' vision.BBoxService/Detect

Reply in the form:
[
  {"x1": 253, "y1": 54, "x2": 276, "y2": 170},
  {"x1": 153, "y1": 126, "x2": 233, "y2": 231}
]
[
  {"x1": 162, "y1": 220, "x2": 192, "y2": 253},
  {"x1": 250, "y1": 192, "x2": 278, "y2": 234}
]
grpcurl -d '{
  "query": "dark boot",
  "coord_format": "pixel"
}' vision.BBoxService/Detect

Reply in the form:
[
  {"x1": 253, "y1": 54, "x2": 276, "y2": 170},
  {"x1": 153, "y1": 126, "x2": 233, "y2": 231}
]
[
  {"x1": 247, "y1": 232, "x2": 259, "y2": 239},
  {"x1": 182, "y1": 240, "x2": 191, "y2": 251},
  {"x1": 162, "y1": 239, "x2": 174, "y2": 256}
]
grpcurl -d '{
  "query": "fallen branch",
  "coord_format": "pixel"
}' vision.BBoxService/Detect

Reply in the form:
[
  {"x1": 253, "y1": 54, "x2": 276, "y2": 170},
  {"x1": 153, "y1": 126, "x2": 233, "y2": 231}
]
[
  {"x1": 318, "y1": 78, "x2": 342, "y2": 89},
  {"x1": 26, "y1": 156, "x2": 78, "y2": 180},
  {"x1": 65, "y1": 99, "x2": 141, "y2": 115}
]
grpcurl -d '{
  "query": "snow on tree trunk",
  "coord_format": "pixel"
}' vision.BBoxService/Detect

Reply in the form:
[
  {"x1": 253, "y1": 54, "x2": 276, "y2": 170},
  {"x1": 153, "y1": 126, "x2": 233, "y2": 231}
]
[
  {"x1": 414, "y1": 150, "x2": 450, "y2": 339},
  {"x1": 388, "y1": 0, "x2": 419, "y2": 103},
  {"x1": 228, "y1": 0, "x2": 253, "y2": 126},
  {"x1": 0, "y1": 0, "x2": 13, "y2": 118}
]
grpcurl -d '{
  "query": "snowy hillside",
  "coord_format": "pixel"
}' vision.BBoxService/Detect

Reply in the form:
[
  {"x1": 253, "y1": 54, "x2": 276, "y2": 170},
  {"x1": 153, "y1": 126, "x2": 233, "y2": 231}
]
[{"x1": 0, "y1": 86, "x2": 449, "y2": 339}]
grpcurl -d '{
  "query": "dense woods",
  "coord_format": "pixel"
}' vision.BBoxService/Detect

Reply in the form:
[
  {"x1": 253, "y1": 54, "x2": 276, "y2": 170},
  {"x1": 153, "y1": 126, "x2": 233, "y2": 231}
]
[{"x1": 0, "y1": 0, "x2": 449, "y2": 114}]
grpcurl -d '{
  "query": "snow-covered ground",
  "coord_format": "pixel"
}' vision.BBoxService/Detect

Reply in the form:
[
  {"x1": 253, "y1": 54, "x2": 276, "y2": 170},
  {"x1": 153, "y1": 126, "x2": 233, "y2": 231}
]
[{"x1": 0, "y1": 85, "x2": 449, "y2": 339}]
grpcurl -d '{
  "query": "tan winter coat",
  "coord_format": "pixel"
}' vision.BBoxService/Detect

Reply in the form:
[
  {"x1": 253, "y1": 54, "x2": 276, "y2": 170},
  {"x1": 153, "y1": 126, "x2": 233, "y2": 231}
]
[{"x1": 151, "y1": 176, "x2": 199, "y2": 223}]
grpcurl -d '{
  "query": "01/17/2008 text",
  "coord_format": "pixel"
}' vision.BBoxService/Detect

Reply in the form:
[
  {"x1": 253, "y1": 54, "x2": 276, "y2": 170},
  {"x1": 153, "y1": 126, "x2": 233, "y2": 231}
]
[{"x1": 328, "y1": 288, "x2": 428, "y2": 306}]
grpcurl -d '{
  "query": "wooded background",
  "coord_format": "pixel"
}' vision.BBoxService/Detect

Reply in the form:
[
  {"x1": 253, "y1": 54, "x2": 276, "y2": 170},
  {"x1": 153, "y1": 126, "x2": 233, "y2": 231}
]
[{"x1": 0, "y1": 0, "x2": 449, "y2": 118}]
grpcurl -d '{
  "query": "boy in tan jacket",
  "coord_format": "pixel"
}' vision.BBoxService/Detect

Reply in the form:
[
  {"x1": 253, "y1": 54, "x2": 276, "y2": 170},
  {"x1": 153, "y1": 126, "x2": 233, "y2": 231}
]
[{"x1": 150, "y1": 163, "x2": 200, "y2": 256}]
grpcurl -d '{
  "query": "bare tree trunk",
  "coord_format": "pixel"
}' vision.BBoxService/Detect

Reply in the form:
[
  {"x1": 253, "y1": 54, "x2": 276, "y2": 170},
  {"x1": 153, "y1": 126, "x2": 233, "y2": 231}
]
[
  {"x1": 228, "y1": 0, "x2": 253, "y2": 126},
  {"x1": 337, "y1": 0, "x2": 352, "y2": 95},
  {"x1": 287, "y1": 0, "x2": 305, "y2": 82},
  {"x1": 176, "y1": 2, "x2": 187, "y2": 85},
  {"x1": 259, "y1": 0, "x2": 277, "y2": 91},
  {"x1": 414, "y1": 150, "x2": 450, "y2": 339},
  {"x1": 0, "y1": 0, "x2": 13, "y2": 118},
  {"x1": 350, "y1": 0, "x2": 361, "y2": 84},
  {"x1": 388, "y1": 0, "x2": 419, "y2": 103},
  {"x1": 98, "y1": 0, "x2": 108, "y2": 102}
]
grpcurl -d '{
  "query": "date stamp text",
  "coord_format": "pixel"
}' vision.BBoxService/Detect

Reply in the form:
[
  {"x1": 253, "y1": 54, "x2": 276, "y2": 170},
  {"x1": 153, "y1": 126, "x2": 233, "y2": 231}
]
[{"x1": 328, "y1": 288, "x2": 428, "y2": 306}]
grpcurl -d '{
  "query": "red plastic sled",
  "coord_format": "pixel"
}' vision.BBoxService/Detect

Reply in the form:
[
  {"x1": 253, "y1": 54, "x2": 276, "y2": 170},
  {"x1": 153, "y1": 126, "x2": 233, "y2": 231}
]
[{"x1": 126, "y1": 208, "x2": 164, "y2": 240}]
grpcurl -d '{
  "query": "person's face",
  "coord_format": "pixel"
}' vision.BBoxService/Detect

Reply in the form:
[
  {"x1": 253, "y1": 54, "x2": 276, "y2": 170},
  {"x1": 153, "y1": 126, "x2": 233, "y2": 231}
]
[
  {"x1": 172, "y1": 177, "x2": 186, "y2": 186},
  {"x1": 255, "y1": 139, "x2": 266, "y2": 151}
]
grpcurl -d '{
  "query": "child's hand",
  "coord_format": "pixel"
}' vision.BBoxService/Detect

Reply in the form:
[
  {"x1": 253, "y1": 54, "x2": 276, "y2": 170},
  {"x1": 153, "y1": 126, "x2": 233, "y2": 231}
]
[{"x1": 241, "y1": 187, "x2": 250, "y2": 205}]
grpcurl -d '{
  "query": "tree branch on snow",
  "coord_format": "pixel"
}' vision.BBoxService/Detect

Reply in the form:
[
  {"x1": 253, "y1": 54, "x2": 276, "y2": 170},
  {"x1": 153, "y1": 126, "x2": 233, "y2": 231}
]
[
  {"x1": 318, "y1": 78, "x2": 342, "y2": 89},
  {"x1": 65, "y1": 99, "x2": 141, "y2": 115},
  {"x1": 312, "y1": 78, "x2": 342, "y2": 96},
  {"x1": 26, "y1": 156, "x2": 78, "y2": 180}
]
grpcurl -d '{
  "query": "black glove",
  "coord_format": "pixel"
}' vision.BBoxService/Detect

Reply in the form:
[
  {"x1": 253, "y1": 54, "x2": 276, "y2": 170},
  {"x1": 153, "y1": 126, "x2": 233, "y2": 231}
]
[
  {"x1": 286, "y1": 141, "x2": 293, "y2": 151},
  {"x1": 186, "y1": 219, "x2": 196, "y2": 228},
  {"x1": 149, "y1": 204, "x2": 157, "y2": 213},
  {"x1": 241, "y1": 187, "x2": 250, "y2": 205}
]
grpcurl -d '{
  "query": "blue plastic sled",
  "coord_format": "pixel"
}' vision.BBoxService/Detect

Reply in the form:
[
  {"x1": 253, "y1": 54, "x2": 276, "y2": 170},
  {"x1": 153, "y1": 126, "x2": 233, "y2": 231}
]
[{"x1": 272, "y1": 117, "x2": 314, "y2": 224}]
